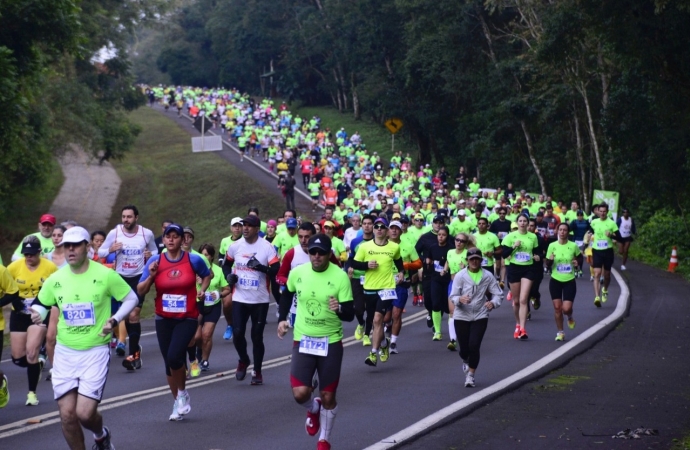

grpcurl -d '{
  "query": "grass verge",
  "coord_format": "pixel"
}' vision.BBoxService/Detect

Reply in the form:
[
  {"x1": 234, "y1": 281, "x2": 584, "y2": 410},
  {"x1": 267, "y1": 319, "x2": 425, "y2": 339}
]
[
  {"x1": 629, "y1": 246, "x2": 690, "y2": 281},
  {"x1": 291, "y1": 102, "x2": 417, "y2": 163},
  {"x1": 112, "y1": 107, "x2": 288, "y2": 317},
  {"x1": 0, "y1": 157, "x2": 64, "y2": 263}
]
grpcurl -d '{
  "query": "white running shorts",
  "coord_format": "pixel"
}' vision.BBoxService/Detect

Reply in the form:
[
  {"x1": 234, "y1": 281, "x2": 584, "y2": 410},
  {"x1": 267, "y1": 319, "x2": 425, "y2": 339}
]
[{"x1": 53, "y1": 343, "x2": 110, "y2": 402}]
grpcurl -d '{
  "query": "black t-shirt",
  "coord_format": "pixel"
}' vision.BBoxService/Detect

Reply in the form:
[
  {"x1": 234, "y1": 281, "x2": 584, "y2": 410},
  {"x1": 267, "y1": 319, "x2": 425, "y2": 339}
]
[
  {"x1": 489, "y1": 219, "x2": 512, "y2": 237},
  {"x1": 284, "y1": 177, "x2": 296, "y2": 193},
  {"x1": 427, "y1": 243, "x2": 452, "y2": 282},
  {"x1": 455, "y1": 172, "x2": 466, "y2": 189}
]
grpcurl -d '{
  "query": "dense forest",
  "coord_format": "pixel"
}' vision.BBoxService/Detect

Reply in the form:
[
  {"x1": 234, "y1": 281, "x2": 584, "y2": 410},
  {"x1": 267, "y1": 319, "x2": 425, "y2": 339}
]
[{"x1": 132, "y1": 0, "x2": 690, "y2": 215}]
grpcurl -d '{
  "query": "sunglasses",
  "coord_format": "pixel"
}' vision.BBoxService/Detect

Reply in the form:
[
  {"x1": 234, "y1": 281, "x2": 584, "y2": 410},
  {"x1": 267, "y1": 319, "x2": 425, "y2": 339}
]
[
  {"x1": 455, "y1": 239, "x2": 467, "y2": 243},
  {"x1": 308, "y1": 248, "x2": 329, "y2": 256},
  {"x1": 373, "y1": 225, "x2": 387, "y2": 230}
]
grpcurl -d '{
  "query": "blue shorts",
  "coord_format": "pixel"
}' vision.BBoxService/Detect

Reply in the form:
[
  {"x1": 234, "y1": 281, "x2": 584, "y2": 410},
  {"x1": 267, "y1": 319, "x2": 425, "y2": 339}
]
[{"x1": 393, "y1": 286, "x2": 409, "y2": 309}]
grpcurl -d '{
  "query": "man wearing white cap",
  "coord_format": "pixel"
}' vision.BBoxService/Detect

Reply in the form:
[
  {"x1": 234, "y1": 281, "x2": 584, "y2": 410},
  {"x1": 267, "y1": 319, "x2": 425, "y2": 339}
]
[
  {"x1": 450, "y1": 209, "x2": 473, "y2": 237},
  {"x1": 32, "y1": 227, "x2": 138, "y2": 450},
  {"x1": 219, "y1": 217, "x2": 243, "y2": 341}
]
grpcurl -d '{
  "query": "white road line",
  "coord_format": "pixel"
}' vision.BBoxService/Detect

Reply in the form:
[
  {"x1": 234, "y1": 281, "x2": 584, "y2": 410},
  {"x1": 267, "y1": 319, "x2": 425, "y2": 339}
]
[
  {"x1": 363, "y1": 269, "x2": 630, "y2": 450},
  {"x1": 0, "y1": 310, "x2": 428, "y2": 438}
]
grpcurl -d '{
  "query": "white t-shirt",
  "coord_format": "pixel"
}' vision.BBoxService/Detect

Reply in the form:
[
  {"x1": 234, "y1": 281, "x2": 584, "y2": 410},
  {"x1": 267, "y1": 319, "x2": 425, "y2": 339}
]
[
  {"x1": 226, "y1": 237, "x2": 279, "y2": 304},
  {"x1": 99, "y1": 225, "x2": 157, "y2": 277}
]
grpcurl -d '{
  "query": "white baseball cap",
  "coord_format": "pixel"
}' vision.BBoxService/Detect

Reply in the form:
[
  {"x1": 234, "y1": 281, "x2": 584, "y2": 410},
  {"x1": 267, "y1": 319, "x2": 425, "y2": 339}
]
[
  {"x1": 230, "y1": 217, "x2": 243, "y2": 226},
  {"x1": 458, "y1": 210, "x2": 466, "y2": 216},
  {"x1": 389, "y1": 220, "x2": 403, "y2": 229},
  {"x1": 59, "y1": 226, "x2": 90, "y2": 246}
]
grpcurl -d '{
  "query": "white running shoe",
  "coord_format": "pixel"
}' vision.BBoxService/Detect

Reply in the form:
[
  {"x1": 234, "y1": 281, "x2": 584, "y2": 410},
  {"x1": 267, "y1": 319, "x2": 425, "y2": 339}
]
[
  {"x1": 462, "y1": 360, "x2": 469, "y2": 375},
  {"x1": 176, "y1": 391, "x2": 191, "y2": 416},
  {"x1": 464, "y1": 373, "x2": 475, "y2": 388},
  {"x1": 621, "y1": 265, "x2": 626, "y2": 271},
  {"x1": 169, "y1": 400, "x2": 182, "y2": 421}
]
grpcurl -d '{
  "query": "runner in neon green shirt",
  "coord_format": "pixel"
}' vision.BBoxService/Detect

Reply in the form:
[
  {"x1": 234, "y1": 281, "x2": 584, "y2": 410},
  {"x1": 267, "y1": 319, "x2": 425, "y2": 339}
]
[{"x1": 546, "y1": 223, "x2": 581, "y2": 341}]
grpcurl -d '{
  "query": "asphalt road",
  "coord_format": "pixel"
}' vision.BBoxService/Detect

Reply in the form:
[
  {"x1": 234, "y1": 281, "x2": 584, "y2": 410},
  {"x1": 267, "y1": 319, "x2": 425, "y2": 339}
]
[{"x1": 0, "y1": 273, "x2": 623, "y2": 449}]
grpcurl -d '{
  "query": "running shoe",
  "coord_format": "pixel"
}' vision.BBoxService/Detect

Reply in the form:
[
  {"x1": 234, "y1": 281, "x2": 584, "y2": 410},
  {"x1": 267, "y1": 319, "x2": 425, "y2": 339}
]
[
  {"x1": 200, "y1": 360, "x2": 210, "y2": 372},
  {"x1": 93, "y1": 426, "x2": 114, "y2": 450},
  {"x1": 190, "y1": 360, "x2": 201, "y2": 378},
  {"x1": 236, "y1": 360, "x2": 249, "y2": 381},
  {"x1": 464, "y1": 373, "x2": 475, "y2": 388},
  {"x1": 577, "y1": 270, "x2": 583, "y2": 278},
  {"x1": 109, "y1": 338, "x2": 117, "y2": 349},
  {"x1": 38, "y1": 354, "x2": 45, "y2": 372},
  {"x1": 594, "y1": 296, "x2": 602, "y2": 308},
  {"x1": 362, "y1": 335, "x2": 371, "y2": 346},
  {"x1": 532, "y1": 296, "x2": 541, "y2": 310},
  {"x1": 390, "y1": 342, "x2": 398, "y2": 354},
  {"x1": 26, "y1": 391, "x2": 39, "y2": 406},
  {"x1": 514, "y1": 324, "x2": 521, "y2": 339},
  {"x1": 432, "y1": 333, "x2": 442, "y2": 341},
  {"x1": 250, "y1": 370, "x2": 263, "y2": 385},
  {"x1": 176, "y1": 391, "x2": 191, "y2": 415},
  {"x1": 555, "y1": 332, "x2": 565, "y2": 342},
  {"x1": 122, "y1": 345, "x2": 142, "y2": 371},
  {"x1": 46, "y1": 368, "x2": 52, "y2": 381},
  {"x1": 602, "y1": 288, "x2": 608, "y2": 303},
  {"x1": 223, "y1": 325, "x2": 233, "y2": 340},
  {"x1": 379, "y1": 339, "x2": 390, "y2": 362},
  {"x1": 354, "y1": 324, "x2": 364, "y2": 340},
  {"x1": 590, "y1": 275, "x2": 594, "y2": 281},
  {"x1": 305, "y1": 398, "x2": 322, "y2": 436},
  {"x1": 621, "y1": 265, "x2": 626, "y2": 271},
  {"x1": 518, "y1": 329, "x2": 528, "y2": 340},
  {"x1": 462, "y1": 360, "x2": 469, "y2": 375},
  {"x1": 317, "y1": 440, "x2": 332, "y2": 450},
  {"x1": 447, "y1": 340, "x2": 457, "y2": 351},
  {"x1": 0, "y1": 375, "x2": 8, "y2": 408},
  {"x1": 115, "y1": 342, "x2": 126, "y2": 357},
  {"x1": 527, "y1": 312, "x2": 531, "y2": 321},
  {"x1": 506, "y1": 291, "x2": 512, "y2": 302},
  {"x1": 426, "y1": 315, "x2": 433, "y2": 328},
  {"x1": 599, "y1": 276, "x2": 604, "y2": 283},
  {"x1": 568, "y1": 317, "x2": 576, "y2": 329},
  {"x1": 364, "y1": 351, "x2": 377, "y2": 366},
  {"x1": 169, "y1": 400, "x2": 183, "y2": 421}
]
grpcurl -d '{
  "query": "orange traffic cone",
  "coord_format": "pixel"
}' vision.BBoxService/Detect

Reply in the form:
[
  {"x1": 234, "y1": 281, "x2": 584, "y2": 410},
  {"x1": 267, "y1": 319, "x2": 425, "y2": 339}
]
[{"x1": 668, "y1": 247, "x2": 678, "y2": 272}]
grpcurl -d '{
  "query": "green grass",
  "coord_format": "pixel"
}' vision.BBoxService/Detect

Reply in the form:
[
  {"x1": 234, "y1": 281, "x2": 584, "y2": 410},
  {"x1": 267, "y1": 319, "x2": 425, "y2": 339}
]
[
  {"x1": 115, "y1": 107, "x2": 289, "y2": 316},
  {"x1": 0, "y1": 157, "x2": 64, "y2": 264},
  {"x1": 291, "y1": 102, "x2": 418, "y2": 163},
  {"x1": 629, "y1": 246, "x2": 690, "y2": 281}
]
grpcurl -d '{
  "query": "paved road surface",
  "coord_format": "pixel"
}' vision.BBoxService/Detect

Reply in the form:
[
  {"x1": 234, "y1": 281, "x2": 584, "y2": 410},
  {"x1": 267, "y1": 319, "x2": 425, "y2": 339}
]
[{"x1": 0, "y1": 274, "x2": 623, "y2": 449}]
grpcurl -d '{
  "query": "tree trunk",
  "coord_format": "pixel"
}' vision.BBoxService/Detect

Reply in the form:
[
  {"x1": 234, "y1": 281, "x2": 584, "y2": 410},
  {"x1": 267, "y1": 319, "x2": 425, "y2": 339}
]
[
  {"x1": 578, "y1": 81, "x2": 605, "y2": 189},
  {"x1": 332, "y1": 69, "x2": 343, "y2": 112},
  {"x1": 572, "y1": 108, "x2": 589, "y2": 212},
  {"x1": 351, "y1": 72, "x2": 360, "y2": 120},
  {"x1": 520, "y1": 120, "x2": 547, "y2": 195}
]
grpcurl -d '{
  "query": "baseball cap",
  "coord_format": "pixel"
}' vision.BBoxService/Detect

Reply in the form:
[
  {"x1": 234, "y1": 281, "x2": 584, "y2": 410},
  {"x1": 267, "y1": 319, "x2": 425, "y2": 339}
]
[
  {"x1": 308, "y1": 234, "x2": 332, "y2": 253},
  {"x1": 183, "y1": 226, "x2": 194, "y2": 237},
  {"x1": 413, "y1": 213, "x2": 425, "y2": 220},
  {"x1": 577, "y1": 210, "x2": 584, "y2": 216},
  {"x1": 323, "y1": 220, "x2": 335, "y2": 229},
  {"x1": 389, "y1": 220, "x2": 403, "y2": 229},
  {"x1": 459, "y1": 199, "x2": 466, "y2": 204},
  {"x1": 458, "y1": 210, "x2": 466, "y2": 216},
  {"x1": 241, "y1": 216, "x2": 261, "y2": 227},
  {"x1": 39, "y1": 214, "x2": 56, "y2": 225},
  {"x1": 21, "y1": 240, "x2": 42, "y2": 255},
  {"x1": 164, "y1": 223, "x2": 184, "y2": 236},
  {"x1": 286, "y1": 218, "x2": 298, "y2": 229},
  {"x1": 466, "y1": 247, "x2": 483, "y2": 260},
  {"x1": 267, "y1": 220, "x2": 277, "y2": 227},
  {"x1": 392, "y1": 213, "x2": 402, "y2": 220},
  {"x1": 399, "y1": 215, "x2": 410, "y2": 224},
  {"x1": 59, "y1": 226, "x2": 90, "y2": 246},
  {"x1": 230, "y1": 217, "x2": 243, "y2": 226},
  {"x1": 433, "y1": 215, "x2": 446, "y2": 223},
  {"x1": 373, "y1": 217, "x2": 389, "y2": 228},
  {"x1": 536, "y1": 211, "x2": 544, "y2": 217}
]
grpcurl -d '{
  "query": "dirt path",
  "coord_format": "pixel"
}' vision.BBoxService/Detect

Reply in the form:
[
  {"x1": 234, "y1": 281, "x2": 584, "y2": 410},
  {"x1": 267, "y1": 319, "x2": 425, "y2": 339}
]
[{"x1": 49, "y1": 148, "x2": 121, "y2": 231}]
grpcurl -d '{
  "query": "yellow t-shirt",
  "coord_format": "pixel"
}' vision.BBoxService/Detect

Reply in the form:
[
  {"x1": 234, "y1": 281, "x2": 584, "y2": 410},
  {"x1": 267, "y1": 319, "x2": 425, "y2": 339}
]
[
  {"x1": 8, "y1": 258, "x2": 58, "y2": 312},
  {"x1": 0, "y1": 265, "x2": 20, "y2": 330}
]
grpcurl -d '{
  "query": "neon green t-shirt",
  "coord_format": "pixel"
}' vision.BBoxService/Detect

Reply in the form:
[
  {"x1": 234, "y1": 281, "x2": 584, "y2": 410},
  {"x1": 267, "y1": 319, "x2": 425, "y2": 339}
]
[
  {"x1": 354, "y1": 240, "x2": 400, "y2": 290},
  {"x1": 501, "y1": 231, "x2": 538, "y2": 266},
  {"x1": 286, "y1": 263, "x2": 353, "y2": 344},
  {"x1": 13, "y1": 232, "x2": 55, "y2": 259},
  {"x1": 473, "y1": 231, "x2": 500, "y2": 267},
  {"x1": 308, "y1": 182, "x2": 321, "y2": 197},
  {"x1": 450, "y1": 219, "x2": 474, "y2": 236},
  {"x1": 546, "y1": 241, "x2": 581, "y2": 282},
  {"x1": 38, "y1": 262, "x2": 132, "y2": 350},
  {"x1": 446, "y1": 248, "x2": 467, "y2": 275},
  {"x1": 589, "y1": 217, "x2": 618, "y2": 251},
  {"x1": 274, "y1": 231, "x2": 299, "y2": 257}
]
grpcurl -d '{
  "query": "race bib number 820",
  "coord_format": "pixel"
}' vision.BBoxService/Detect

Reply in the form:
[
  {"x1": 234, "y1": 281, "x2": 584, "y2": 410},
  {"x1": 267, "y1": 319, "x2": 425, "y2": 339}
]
[{"x1": 62, "y1": 303, "x2": 96, "y2": 326}]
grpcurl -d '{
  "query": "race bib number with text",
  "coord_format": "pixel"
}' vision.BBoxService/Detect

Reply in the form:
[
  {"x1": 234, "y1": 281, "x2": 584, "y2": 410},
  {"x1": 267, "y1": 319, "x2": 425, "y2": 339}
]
[
  {"x1": 299, "y1": 336, "x2": 329, "y2": 357},
  {"x1": 162, "y1": 294, "x2": 187, "y2": 313},
  {"x1": 62, "y1": 303, "x2": 96, "y2": 326}
]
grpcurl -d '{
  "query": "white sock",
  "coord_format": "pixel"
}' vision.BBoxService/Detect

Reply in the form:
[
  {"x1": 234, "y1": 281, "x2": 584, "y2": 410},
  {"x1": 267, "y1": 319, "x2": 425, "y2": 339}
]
[
  {"x1": 319, "y1": 405, "x2": 338, "y2": 441},
  {"x1": 300, "y1": 396, "x2": 320, "y2": 414},
  {"x1": 391, "y1": 335, "x2": 398, "y2": 344},
  {"x1": 448, "y1": 318, "x2": 457, "y2": 341},
  {"x1": 93, "y1": 428, "x2": 106, "y2": 440}
]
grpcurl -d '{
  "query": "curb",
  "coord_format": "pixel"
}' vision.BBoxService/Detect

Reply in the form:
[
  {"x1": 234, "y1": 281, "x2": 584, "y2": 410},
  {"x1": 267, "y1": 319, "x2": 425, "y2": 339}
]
[{"x1": 364, "y1": 268, "x2": 631, "y2": 449}]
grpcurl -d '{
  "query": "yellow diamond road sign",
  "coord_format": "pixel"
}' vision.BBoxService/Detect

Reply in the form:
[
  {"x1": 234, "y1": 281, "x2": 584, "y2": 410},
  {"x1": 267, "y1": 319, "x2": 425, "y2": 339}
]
[{"x1": 385, "y1": 118, "x2": 403, "y2": 134}]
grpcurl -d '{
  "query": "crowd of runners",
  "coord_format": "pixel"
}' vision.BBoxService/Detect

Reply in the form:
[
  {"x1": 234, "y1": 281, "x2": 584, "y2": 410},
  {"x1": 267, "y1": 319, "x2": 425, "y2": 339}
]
[{"x1": 0, "y1": 85, "x2": 637, "y2": 450}]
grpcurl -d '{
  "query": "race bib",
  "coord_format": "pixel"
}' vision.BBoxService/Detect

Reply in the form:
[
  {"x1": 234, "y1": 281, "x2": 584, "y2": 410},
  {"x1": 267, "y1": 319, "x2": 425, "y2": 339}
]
[
  {"x1": 360, "y1": 275, "x2": 365, "y2": 285},
  {"x1": 203, "y1": 292, "x2": 216, "y2": 306},
  {"x1": 238, "y1": 276, "x2": 259, "y2": 290},
  {"x1": 299, "y1": 336, "x2": 329, "y2": 357},
  {"x1": 378, "y1": 289, "x2": 397, "y2": 300},
  {"x1": 575, "y1": 240, "x2": 584, "y2": 248},
  {"x1": 434, "y1": 261, "x2": 443, "y2": 272},
  {"x1": 595, "y1": 240, "x2": 609, "y2": 249},
  {"x1": 556, "y1": 264, "x2": 572, "y2": 274},
  {"x1": 498, "y1": 232, "x2": 508, "y2": 239},
  {"x1": 162, "y1": 294, "x2": 187, "y2": 313},
  {"x1": 514, "y1": 252, "x2": 531, "y2": 263},
  {"x1": 62, "y1": 302, "x2": 95, "y2": 326},
  {"x1": 481, "y1": 258, "x2": 489, "y2": 267}
]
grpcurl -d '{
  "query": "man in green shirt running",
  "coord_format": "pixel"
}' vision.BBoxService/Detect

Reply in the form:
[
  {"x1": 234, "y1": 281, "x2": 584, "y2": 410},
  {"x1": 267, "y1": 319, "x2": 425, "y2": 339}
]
[
  {"x1": 12, "y1": 213, "x2": 56, "y2": 262},
  {"x1": 32, "y1": 227, "x2": 137, "y2": 450},
  {"x1": 587, "y1": 203, "x2": 619, "y2": 307}
]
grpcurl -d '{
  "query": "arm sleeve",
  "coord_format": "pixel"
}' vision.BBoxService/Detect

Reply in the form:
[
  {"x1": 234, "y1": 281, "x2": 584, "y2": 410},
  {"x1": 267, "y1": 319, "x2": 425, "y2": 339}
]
[
  {"x1": 336, "y1": 301, "x2": 355, "y2": 322},
  {"x1": 112, "y1": 290, "x2": 138, "y2": 322},
  {"x1": 394, "y1": 258, "x2": 404, "y2": 273},
  {"x1": 278, "y1": 287, "x2": 294, "y2": 322},
  {"x1": 0, "y1": 291, "x2": 22, "y2": 308},
  {"x1": 275, "y1": 250, "x2": 294, "y2": 285},
  {"x1": 98, "y1": 229, "x2": 117, "y2": 258},
  {"x1": 404, "y1": 258, "x2": 422, "y2": 271},
  {"x1": 267, "y1": 261, "x2": 280, "y2": 280}
]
